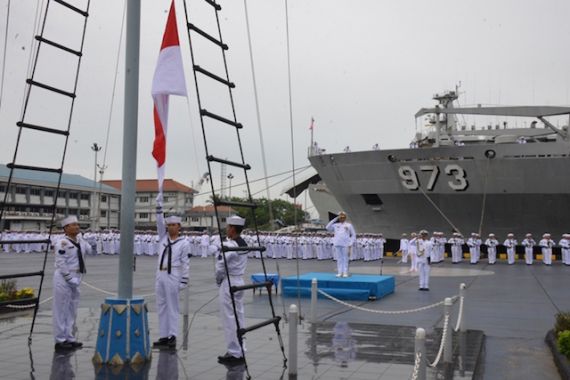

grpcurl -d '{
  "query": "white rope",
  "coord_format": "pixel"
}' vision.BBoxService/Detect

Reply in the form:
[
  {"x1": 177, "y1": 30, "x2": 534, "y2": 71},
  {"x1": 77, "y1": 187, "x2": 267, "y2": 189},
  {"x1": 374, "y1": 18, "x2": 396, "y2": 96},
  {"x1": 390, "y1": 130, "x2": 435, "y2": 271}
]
[
  {"x1": 427, "y1": 314, "x2": 450, "y2": 368},
  {"x1": 454, "y1": 295, "x2": 464, "y2": 332},
  {"x1": 317, "y1": 289, "x2": 457, "y2": 315},
  {"x1": 5, "y1": 295, "x2": 53, "y2": 309},
  {"x1": 82, "y1": 280, "x2": 116, "y2": 296},
  {"x1": 410, "y1": 351, "x2": 422, "y2": 380}
]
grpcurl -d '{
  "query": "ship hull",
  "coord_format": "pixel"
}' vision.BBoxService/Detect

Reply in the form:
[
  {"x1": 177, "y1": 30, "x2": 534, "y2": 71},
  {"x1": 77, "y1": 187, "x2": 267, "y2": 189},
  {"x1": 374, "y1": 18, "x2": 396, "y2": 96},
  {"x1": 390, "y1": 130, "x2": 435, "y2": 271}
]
[{"x1": 309, "y1": 141, "x2": 570, "y2": 238}]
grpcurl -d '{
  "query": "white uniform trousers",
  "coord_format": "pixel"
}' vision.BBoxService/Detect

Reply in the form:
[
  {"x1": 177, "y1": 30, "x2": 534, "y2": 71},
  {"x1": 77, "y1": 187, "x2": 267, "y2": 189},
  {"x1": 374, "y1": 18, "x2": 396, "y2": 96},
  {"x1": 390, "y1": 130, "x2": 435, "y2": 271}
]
[
  {"x1": 487, "y1": 248, "x2": 496, "y2": 264},
  {"x1": 562, "y1": 248, "x2": 570, "y2": 265},
  {"x1": 452, "y1": 246, "x2": 462, "y2": 263},
  {"x1": 200, "y1": 246, "x2": 209, "y2": 258},
  {"x1": 155, "y1": 271, "x2": 180, "y2": 339},
  {"x1": 469, "y1": 248, "x2": 478, "y2": 264},
  {"x1": 335, "y1": 246, "x2": 349, "y2": 275},
  {"x1": 401, "y1": 249, "x2": 408, "y2": 263},
  {"x1": 219, "y1": 275, "x2": 245, "y2": 357},
  {"x1": 418, "y1": 262, "x2": 430, "y2": 289},
  {"x1": 507, "y1": 248, "x2": 515, "y2": 264},
  {"x1": 410, "y1": 252, "x2": 418, "y2": 271},
  {"x1": 52, "y1": 270, "x2": 80, "y2": 343},
  {"x1": 525, "y1": 248, "x2": 533, "y2": 265},
  {"x1": 542, "y1": 248, "x2": 553, "y2": 265}
]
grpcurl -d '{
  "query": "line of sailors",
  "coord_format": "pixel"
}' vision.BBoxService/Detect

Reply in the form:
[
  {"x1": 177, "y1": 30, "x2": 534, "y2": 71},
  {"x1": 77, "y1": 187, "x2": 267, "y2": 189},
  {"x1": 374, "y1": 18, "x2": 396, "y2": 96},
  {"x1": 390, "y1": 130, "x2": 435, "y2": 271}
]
[{"x1": 399, "y1": 232, "x2": 570, "y2": 266}]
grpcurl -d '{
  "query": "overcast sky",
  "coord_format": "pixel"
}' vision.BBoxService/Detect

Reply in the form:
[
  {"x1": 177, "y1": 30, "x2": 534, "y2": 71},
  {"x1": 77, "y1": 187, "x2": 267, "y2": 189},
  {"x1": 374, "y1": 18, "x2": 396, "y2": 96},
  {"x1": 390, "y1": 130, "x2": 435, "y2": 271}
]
[{"x1": 1, "y1": 0, "x2": 570, "y2": 209}]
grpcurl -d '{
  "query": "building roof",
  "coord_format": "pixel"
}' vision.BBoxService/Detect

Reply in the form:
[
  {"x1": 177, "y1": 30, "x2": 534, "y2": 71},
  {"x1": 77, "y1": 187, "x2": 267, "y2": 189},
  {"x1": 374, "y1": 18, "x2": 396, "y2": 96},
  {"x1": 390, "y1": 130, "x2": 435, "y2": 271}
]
[
  {"x1": 188, "y1": 205, "x2": 236, "y2": 215},
  {"x1": 0, "y1": 164, "x2": 120, "y2": 194},
  {"x1": 102, "y1": 179, "x2": 196, "y2": 193}
]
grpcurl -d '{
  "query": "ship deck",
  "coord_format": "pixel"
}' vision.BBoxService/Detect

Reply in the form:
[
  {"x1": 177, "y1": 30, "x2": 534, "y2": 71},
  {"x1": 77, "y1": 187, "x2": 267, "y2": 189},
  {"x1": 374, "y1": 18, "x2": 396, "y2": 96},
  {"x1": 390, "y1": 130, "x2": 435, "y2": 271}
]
[{"x1": 0, "y1": 254, "x2": 567, "y2": 379}]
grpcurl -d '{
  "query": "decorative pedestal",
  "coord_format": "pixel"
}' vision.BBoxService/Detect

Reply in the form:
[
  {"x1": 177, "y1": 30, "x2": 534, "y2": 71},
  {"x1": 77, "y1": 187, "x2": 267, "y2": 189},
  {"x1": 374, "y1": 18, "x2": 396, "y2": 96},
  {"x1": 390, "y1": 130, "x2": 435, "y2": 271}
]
[{"x1": 92, "y1": 297, "x2": 151, "y2": 366}]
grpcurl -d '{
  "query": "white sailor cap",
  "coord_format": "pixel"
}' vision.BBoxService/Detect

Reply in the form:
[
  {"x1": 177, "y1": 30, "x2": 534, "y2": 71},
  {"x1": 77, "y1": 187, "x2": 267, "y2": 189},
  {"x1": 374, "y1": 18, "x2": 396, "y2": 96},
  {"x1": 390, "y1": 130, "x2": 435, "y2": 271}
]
[
  {"x1": 165, "y1": 215, "x2": 182, "y2": 225},
  {"x1": 227, "y1": 215, "x2": 246, "y2": 226},
  {"x1": 419, "y1": 229, "x2": 429, "y2": 236},
  {"x1": 489, "y1": 233, "x2": 495, "y2": 237},
  {"x1": 526, "y1": 233, "x2": 532, "y2": 237},
  {"x1": 543, "y1": 233, "x2": 551, "y2": 238},
  {"x1": 507, "y1": 233, "x2": 514, "y2": 237},
  {"x1": 61, "y1": 215, "x2": 78, "y2": 227}
]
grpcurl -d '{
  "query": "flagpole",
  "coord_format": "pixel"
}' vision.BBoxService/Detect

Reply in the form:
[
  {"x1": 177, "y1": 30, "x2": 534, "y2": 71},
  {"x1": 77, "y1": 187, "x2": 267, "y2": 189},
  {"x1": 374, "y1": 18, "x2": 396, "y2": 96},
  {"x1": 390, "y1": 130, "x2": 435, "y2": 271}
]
[{"x1": 310, "y1": 117, "x2": 314, "y2": 154}]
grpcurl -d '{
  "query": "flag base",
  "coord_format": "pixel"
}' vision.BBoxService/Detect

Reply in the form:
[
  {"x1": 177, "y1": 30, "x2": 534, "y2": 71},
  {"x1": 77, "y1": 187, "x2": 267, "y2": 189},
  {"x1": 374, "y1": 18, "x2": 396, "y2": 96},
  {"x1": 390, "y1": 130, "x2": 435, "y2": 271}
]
[{"x1": 92, "y1": 297, "x2": 151, "y2": 365}]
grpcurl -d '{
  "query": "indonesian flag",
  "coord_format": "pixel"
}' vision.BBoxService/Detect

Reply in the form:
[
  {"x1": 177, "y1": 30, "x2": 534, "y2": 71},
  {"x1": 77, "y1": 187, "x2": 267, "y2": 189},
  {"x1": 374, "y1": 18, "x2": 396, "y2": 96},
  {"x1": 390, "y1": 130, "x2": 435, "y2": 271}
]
[
  {"x1": 309, "y1": 117, "x2": 314, "y2": 130},
  {"x1": 151, "y1": 0, "x2": 187, "y2": 209}
]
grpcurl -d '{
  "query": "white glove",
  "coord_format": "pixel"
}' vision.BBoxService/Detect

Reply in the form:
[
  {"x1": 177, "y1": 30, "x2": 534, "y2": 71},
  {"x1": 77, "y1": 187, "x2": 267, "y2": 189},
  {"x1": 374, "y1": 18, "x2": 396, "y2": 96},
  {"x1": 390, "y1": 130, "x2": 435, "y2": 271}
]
[{"x1": 68, "y1": 277, "x2": 80, "y2": 287}]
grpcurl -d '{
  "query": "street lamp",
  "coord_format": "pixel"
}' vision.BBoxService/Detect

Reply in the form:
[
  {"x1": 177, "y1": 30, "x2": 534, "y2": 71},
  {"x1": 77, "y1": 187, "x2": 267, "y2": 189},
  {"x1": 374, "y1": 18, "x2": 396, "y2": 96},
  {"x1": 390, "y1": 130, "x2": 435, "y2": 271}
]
[
  {"x1": 227, "y1": 173, "x2": 234, "y2": 199},
  {"x1": 91, "y1": 143, "x2": 102, "y2": 230}
]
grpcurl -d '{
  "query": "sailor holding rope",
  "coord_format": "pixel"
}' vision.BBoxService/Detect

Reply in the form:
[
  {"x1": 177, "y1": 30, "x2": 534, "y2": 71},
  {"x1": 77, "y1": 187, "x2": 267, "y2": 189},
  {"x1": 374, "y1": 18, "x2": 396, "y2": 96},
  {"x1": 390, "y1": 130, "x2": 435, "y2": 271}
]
[{"x1": 326, "y1": 212, "x2": 356, "y2": 278}]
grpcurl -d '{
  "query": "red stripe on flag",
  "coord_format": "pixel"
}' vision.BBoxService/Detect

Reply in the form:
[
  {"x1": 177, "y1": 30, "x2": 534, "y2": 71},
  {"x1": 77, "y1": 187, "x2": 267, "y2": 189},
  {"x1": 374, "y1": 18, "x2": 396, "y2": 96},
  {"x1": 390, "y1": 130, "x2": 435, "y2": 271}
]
[
  {"x1": 152, "y1": 105, "x2": 166, "y2": 167},
  {"x1": 161, "y1": 0, "x2": 180, "y2": 50}
]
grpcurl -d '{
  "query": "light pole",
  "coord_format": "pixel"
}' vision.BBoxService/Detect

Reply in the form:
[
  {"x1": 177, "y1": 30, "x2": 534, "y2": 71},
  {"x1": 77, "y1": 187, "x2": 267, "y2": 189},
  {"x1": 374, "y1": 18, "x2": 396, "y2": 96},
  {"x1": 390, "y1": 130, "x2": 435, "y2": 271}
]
[
  {"x1": 227, "y1": 173, "x2": 234, "y2": 199},
  {"x1": 90, "y1": 143, "x2": 102, "y2": 230}
]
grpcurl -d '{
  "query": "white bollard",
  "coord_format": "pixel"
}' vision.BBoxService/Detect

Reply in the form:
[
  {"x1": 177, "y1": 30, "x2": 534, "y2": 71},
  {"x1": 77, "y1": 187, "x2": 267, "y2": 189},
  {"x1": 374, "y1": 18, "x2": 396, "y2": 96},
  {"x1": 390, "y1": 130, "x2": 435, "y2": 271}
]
[
  {"x1": 288, "y1": 304, "x2": 298, "y2": 377},
  {"x1": 459, "y1": 283, "x2": 466, "y2": 333},
  {"x1": 415, "y1": 327, "x2": 426, "y2": 380},
  {"x1": 444, "y1": 297, "x2": 453, "y2": 363},
  {"x1": 310, "y1": 278, "x2": 318, "y2": 323}
]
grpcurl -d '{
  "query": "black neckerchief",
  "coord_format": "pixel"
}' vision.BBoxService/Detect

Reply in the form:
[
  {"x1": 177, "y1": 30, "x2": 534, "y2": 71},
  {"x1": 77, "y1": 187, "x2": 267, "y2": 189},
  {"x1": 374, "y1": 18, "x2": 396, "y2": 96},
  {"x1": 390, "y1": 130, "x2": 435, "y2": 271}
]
[
  {"x1": 234, "y1": 236, "x2": 247, "y2": 248},
  {"x1": 160, "y1": 237, "x2": 181, "y2": 274},
  {"x1": 66, "y1": 237, "x2": 86, "y2": 274}
]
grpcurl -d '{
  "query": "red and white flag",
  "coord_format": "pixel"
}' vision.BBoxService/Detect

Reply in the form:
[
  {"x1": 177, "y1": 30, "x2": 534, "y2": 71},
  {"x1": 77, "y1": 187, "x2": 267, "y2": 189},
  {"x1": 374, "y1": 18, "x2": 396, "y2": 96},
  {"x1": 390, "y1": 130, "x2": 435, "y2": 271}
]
[
  {"x1": 151, "y1": 0, "x2": 187, "y2": 209},
  {"x1": 309, "y1": 117, "x2": 315, "y2": 130}
]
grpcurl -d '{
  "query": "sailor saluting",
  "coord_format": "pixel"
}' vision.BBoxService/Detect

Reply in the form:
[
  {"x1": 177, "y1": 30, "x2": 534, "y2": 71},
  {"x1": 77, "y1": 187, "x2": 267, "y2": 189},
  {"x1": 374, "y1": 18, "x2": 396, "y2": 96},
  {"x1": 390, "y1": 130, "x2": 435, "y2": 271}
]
[
  {"x1": 53, "y1": 215, "x2": 91, "y2": 351},
  {"x1": 326, "y1": 212, "x2": 356, "y2": 278}
]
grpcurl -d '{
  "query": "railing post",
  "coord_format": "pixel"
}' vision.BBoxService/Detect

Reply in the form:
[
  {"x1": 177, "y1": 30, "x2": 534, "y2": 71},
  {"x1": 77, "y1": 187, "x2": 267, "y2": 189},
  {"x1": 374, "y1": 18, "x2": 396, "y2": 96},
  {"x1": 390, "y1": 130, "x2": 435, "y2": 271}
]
[
  {"x1": 459, "y1": 283, "x2": 466, "y2": 333},
  {"x1": 288, "y1": 304, "x2": 298, "y2": 377},
  {"x1": 444, "y1": 297, "x2": 453, "y2": 363},
  {"x1": 415, "y1": 327, "x2": 426, "y2": 380},
  {"x1": 310, "y1": 278, "x2": 317, "y2": 323}
]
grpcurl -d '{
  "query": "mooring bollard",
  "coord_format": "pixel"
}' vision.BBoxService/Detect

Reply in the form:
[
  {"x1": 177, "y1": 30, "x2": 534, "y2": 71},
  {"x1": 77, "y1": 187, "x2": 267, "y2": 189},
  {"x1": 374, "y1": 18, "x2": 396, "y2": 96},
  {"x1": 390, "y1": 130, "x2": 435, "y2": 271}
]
[
  {"x1": 415, "y1": 327, "x2": 426, "y2": 380},
  {"x1": 310, "y1": 278, "x2": 318, "y2": 323},
  {"x1": 459, "y1": 283, "x2": 466, "y2": 333},
  {"x1": 289, "y1": 304, "x2": 298, "y2": 377},
  {"x1": 444, "y1": 297, "x2": 453, "y2": 363}
]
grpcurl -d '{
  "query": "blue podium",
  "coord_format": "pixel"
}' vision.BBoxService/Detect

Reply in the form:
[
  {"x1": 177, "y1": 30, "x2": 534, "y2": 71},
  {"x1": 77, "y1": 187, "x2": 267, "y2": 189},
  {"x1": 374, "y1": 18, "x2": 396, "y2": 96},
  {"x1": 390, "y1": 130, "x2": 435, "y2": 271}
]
[{"x1": 92, "y1": 297, "x2": 151, "y2": 365}]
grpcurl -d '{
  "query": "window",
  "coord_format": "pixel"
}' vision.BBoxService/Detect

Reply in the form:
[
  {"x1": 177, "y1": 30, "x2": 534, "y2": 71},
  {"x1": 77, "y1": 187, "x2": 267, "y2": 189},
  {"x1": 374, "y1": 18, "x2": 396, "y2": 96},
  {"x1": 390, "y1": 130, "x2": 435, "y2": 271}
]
[
  {"x1": 101, "y1": 210, "x2": 107, "y2": 217},
  {"x1": 0, "y1": 185, "x2": 5, "y2": 192},
  {"x1": 101, "y1": 195, "x2": 107, "y2": 203},
  {"x1": 44, "y1": 190, "x2": 54, "y2": 197},
  {"x1": 191, "y1": 217, "x2": 199, "y2": 222},
  {"x1": 221, "y1": 217, "x2": 226, "y2": 222},
  {"x1": 163, "y1": 197, "x2": 170, "y2": 203},
  {"x1": 139, "y1": 196, "x2": 149, "y2": 203},
  {"x1": 16, "y1": 187, "x2": 27, "y2": 194},
  {"x1": 361, "y1": 194, "x2": 383, "y2": 206},
  {"x1": 139, "y1": 213, "x2": 149, "y2": 219},
  {"x1": 69, "y1": 192, "x2": 78, "y2": 199},
  {"x1": 56, "y1": 208, "x2": 65, "y2": 214},
  {"x1": 80, "y1": 193, "x2": 90, "y2": 200},
  {"x1": 30, "y1": 188, "x2": 41, "y2": 196},
  {"x1": 69, "y1": 209, "x2": 78, "y2": 215},
  {"x1": 80, "y1": 209, "x2": 90, "y2": 216}
]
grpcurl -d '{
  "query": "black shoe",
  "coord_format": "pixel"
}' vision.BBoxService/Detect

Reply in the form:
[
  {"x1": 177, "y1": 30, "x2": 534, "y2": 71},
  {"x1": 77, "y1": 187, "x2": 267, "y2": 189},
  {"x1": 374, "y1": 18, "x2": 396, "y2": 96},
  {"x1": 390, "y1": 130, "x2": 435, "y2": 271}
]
[
  {"x1": 167, "y1": 336, "x2": 176, "y2": 348},
  {"x1": 55, "y1": 341, "x2": 74, "y2": 351},
  {"x1": 153, "y1": 337, "x2": 168, "y2": 347},
  {"x1": 69, "y1": 341, "x2": 83, "y2": 349},
  {"x1": 424, "y1": 288, "x2": 430, "y2": 291},
  {"x1": 218, "y1": 353, "x2": 245, "y2": 365}
]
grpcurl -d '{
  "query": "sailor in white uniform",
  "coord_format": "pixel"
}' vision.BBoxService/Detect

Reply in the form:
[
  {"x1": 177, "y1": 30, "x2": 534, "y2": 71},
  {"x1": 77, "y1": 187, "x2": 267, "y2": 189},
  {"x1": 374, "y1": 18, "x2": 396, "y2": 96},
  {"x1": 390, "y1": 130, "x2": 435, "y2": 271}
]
[
  {"x1": 539, "y1": 233, "x2": 555, "y2": 266},
  {"x1": 52, "y1": 215, "x2": 90, "y2": 351},
  {"x1": 467, "y1": 233, "x2": 479, "y2": 264},
  {"x1": 559, "y1": 234, "x2": 570, "y2": 265},
  {"x1": 485, "y1": 234, "x2": 498, "y2": 265},
  {"x1": 153, "y1": 213, "x2": 190, "y2": 349},
  {"x1": 504, "y1": 233, "x2": 517, "y2": 265},
  {"x1": 416, "y1": 230, "x2": 432, "y2": 291},
  {"x1": 216, "y1": 215, "x2": 248, "y2": 365},
  {"x1": 326, "y1": 212, "x2": 356, "y2": 278},
  {"x1": 449, "y1": 232, "x2": 464, "y2": 264},
  {"x1": 522, "y1": 233, "x2": 536, "y2": 265},
  {"x1": 399, "y1": 233, "x2": 409, "y2": 263}
]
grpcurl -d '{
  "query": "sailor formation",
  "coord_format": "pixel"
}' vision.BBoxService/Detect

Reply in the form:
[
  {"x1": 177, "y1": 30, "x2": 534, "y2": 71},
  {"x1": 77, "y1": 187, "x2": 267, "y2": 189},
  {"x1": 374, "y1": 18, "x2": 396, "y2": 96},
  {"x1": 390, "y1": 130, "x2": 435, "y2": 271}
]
[{"x1": 2, "y1": 229, "x2": 569, "y2": 265}]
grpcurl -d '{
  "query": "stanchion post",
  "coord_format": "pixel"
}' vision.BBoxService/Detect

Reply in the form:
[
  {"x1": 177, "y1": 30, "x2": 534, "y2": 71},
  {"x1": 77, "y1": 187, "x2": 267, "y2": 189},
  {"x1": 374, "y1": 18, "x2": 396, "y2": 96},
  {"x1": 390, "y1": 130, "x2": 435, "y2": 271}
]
[
  {"x1": 289, "y1": 304, "x2": 298, "y2": 377},
  {"x1": 459, "y1": 283, "x2": 466, "y2": 333},
  {"x1": 444, "y1": 297, "x2": 453, "y2": 363},
  {"x1": 415, "y1": 327, "x2": 426, "y2": 380},
  {"x1": 310, "y1": 278, "x2": 317, "y2": 323}
]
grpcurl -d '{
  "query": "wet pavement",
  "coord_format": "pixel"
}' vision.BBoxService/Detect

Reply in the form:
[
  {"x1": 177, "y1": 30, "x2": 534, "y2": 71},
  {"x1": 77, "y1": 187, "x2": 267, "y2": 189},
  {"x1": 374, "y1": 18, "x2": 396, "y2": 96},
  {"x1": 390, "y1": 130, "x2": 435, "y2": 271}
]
[{"x1": 0, "y1": 254, "x2": 567, "y2": 379}]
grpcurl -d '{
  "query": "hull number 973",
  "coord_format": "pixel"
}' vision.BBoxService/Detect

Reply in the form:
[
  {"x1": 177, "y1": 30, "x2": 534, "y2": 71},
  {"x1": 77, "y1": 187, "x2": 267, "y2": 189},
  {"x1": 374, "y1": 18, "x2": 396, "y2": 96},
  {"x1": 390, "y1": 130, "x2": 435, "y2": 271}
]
[{"x1": 398, "y1": 164, "x2": 468, "y2": 191}]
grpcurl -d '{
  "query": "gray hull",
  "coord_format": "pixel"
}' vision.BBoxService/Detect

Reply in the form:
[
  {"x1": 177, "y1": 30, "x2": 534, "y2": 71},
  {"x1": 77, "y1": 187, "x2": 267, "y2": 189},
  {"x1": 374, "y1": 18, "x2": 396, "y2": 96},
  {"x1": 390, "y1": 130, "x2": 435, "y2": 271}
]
[{"x1": 309, "y1": 141, "x2": 570, "y2": 238}]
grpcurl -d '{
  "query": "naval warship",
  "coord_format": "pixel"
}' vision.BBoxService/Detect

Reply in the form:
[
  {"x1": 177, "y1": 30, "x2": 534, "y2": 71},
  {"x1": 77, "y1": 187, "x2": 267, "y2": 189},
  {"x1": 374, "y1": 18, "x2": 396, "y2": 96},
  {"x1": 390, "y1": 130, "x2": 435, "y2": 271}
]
[{"x1": 308, "y1": 89, "x2": 570, "y2": 239}]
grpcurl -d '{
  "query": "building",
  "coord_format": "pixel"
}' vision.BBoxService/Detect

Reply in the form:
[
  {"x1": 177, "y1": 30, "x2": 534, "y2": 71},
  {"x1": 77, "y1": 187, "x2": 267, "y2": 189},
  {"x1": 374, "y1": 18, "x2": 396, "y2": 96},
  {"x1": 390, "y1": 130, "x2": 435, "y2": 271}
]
[
  {"x1": 102, "y1": 179, "x2": 196, "y2": 229},
  {"x1": 0, "y1": 164, "x2": 121, "y2": 231},
  {"x1": 187, "y1": 205, "x2": 237, "y2": 231}
]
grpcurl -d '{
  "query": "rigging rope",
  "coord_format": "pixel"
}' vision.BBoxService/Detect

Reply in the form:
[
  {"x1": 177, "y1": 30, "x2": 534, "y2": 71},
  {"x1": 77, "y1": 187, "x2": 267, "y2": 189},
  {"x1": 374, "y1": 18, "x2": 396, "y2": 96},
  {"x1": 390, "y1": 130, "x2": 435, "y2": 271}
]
[
  {"x1": 418, "y1": 185, "x2": 462, "y2": 236},
  {"x1": 0, "y1": 0, "x2": 10, "y2": 114},
  {"x1": 477, "y1": 157, "x2": 492, "y2": 236}
]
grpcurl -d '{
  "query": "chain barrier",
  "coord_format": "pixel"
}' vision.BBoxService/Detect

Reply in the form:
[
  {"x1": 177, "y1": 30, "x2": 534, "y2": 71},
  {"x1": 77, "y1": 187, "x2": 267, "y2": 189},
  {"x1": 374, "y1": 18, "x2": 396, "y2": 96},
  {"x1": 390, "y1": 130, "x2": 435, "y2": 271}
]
[
  {"x1": 5, "y1": 295, "x2": 53, "y2": 309},
  {"x1": 454, "y1": 295, "x2": 464, "y2": 332},
  {"x1": 427, "y1": 314, "x2": 449, "y2": 368},
  {"x1": 410, "y1": 351, "x2": 422, "y2": 380},
  {"x1": 317, "y1": 289, "x2": 457, "y2": 315}
]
